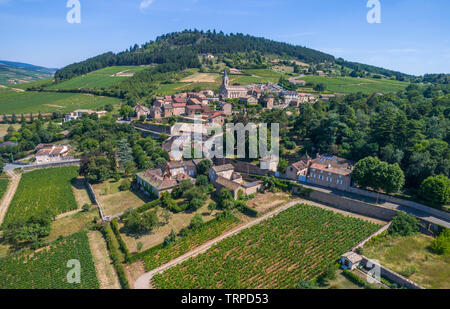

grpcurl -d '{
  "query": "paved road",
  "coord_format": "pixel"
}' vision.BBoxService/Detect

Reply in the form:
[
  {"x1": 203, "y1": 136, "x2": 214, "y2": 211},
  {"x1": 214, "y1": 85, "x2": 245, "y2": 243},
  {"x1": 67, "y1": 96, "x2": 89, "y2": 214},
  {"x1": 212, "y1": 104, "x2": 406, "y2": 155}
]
[
  {"x1": 298, "y1": 182, "x2": 450, "y2": 229},
  {"x1": 0, "y1": 170, "x2": 21, "y2": 226},
  {"x1": 134, "y1": 199, "x2": 303, "y2": 289}
]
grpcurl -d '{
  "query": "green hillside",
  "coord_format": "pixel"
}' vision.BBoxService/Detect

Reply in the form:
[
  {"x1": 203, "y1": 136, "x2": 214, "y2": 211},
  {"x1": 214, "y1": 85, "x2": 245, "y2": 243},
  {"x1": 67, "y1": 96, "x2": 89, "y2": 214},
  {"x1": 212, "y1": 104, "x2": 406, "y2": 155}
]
[
  {"x1": 47, "y1": 66, "x2": 149, "y2": 90},
  {"x1": 0, "y1": 87, "x2": 120, "y2": 114},
  {"x1": 301, "y1": 76, "x2": 409, "y2": 94},
  {"x1": 0, "y1": 61, "x2": 56, "y2": 85}
]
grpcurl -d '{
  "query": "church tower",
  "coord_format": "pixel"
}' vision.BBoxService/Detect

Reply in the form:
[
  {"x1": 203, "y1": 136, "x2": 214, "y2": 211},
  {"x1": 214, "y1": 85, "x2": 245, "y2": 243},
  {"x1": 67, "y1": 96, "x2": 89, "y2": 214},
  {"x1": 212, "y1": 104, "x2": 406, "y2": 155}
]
[{"x1": 222, "y1": 69, "x2": 229, "y2": 87}]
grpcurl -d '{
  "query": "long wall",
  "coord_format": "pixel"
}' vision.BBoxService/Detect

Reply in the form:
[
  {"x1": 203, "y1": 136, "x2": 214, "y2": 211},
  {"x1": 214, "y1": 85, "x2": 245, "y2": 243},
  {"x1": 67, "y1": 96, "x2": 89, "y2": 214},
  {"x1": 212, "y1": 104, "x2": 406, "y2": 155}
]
[
  {"x1": 307, "y1": 189, "x2": 397, "y2": 222},
  {"x1": 344, "y1": 186, "x2": 450, "y2": 222}
]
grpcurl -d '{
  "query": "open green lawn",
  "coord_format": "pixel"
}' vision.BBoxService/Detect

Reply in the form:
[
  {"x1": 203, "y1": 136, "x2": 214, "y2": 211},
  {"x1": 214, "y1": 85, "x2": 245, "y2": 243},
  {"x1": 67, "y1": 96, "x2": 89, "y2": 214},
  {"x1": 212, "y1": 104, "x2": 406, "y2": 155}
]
[
  {"x1": 0, "y1": 231, "x2": 99, "y2": 289},
  {"x1": 362, "y1": 233, "x2": 450, "y2": 289},
  {"x1": 0, "y1": 88, "x2": 121, "y2": 114},
  {"x1": 153, "y1": 204, "x2": 380, "y2": 289},
  {"x1": 46, "y1": 66, "x2": 148, "y2": 90},
  {"x1": 2, "y1": 167, "x2": 79, "y2": 227},
  {"x1": 301, "y1": 76, "x2": 409, "y2": 94}
]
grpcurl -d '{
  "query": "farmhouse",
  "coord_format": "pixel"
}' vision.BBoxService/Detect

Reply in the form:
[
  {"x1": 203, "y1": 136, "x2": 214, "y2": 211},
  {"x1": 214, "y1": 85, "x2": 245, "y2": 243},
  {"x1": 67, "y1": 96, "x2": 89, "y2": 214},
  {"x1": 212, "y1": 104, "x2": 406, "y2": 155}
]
[
  {"x1": 285, "y1": 156, "x2": 311, "y2": 182},
  {"x1": 35, "y1": 144, "x2": 71, "y2": 164},
  {"x1": 308, "y1": 154, "x2": 354, "y2": 189},
  {"x1": 209, "y1": 164, "x2": 262, "y2": 199},
  {"x1": 136, "y1": 160, "x2": 197, "y2": 197},
  {"x1": 134, "y1": 104, "x2": 151, "y2": 119},
  {"x1": 64, "y1": 109, "x2": 107, "y2": 122}
]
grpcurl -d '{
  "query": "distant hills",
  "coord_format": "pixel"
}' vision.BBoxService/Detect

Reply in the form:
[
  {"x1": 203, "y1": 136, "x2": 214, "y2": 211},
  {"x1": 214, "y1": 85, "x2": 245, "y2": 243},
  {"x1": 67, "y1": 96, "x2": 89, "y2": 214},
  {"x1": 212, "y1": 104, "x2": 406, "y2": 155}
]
[
  {"x1": 54, "y1": 30, "x2": 414, "y2": 82},
  {"x1": 0, "y1": 60, "x2": 57, "y2": 85}
]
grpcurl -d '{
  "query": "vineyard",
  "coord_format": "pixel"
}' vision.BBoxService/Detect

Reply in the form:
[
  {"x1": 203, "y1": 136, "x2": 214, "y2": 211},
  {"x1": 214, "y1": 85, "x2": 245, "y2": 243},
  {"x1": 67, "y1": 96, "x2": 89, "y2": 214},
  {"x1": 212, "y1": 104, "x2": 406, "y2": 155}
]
[
  {"x1": 153, "y1": 204, "x2": 381, "y2": 289},
  {"x1": 132, "y1": 213, "x2": 240, "y2": 271},
  {"x1": 2, "y1": 167, "x2": 79, "y2": 227},
  {"x1": 0, "y1": 232, "x2": 99, "y2": 289},
  {"x1": 0, "y1": 178, "x2": 9, "y2": 201}
]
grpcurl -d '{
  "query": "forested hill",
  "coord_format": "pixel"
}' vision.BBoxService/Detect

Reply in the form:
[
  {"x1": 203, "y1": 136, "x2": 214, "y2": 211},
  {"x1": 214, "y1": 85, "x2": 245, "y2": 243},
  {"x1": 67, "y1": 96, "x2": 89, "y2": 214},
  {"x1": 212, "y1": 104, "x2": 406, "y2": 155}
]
[{"x1": 55, "y1": 30, "x2": 336, "y2": 81}]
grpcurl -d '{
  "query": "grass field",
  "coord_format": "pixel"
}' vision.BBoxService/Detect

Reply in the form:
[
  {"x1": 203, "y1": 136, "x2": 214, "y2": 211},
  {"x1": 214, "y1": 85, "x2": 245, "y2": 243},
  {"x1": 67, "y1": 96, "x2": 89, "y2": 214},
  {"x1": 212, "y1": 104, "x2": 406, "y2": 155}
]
[
  {"x1": 2, "y1": 167, "x2": 79, "y2": 227},
  {"x1": 301, "y1": 76, "x2": 409, "y2": 94},
  {"x1": 153, "y1": 204, "x2": 380, "y2": 289},
  {"x1": 46, "y1": 66, "x2": 148, "y2": 90},
  {"x1": 0, "y1": 231, "x2": 99, "y2": 289},
  {"x1": 0, "y1": 88, "x2": 121, "y2": 114},
  {"x1": 121, "y1": 201, "x2": 219, "y2": 253},
  {"x1": 0, "y1": 178, "x2": 9, "y2": 201},
  {"x1": 362, "y1": 233, "x2": 450, "y2": 289}
]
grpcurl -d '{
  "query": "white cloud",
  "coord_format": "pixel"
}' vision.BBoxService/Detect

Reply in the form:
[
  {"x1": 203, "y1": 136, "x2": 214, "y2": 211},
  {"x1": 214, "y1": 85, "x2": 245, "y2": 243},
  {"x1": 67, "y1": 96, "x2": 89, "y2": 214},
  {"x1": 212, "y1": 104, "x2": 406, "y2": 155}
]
[{"x1": 140, "y1": 0, "x2": 155, "y2": 11}]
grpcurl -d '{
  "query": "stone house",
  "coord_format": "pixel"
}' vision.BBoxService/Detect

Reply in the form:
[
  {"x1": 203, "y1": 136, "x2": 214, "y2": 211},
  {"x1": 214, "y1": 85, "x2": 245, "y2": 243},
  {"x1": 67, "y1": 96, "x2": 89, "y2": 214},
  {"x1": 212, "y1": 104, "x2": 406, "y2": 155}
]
[
  {"x1": 260, "y1": 156, "x2": 279, "y2": 172},
  {"x1": 35, "y1": 144, "x2": 71, "y2": 164},
  {"x1": 285, "y1": 156, "x2": 311, "y2": 182},
  {"x1": 134, "y1": 104, "x2": 151, "y2": 119},
  {"x1": 308, "y1": 155, "x2": 354, "y2": 190}
]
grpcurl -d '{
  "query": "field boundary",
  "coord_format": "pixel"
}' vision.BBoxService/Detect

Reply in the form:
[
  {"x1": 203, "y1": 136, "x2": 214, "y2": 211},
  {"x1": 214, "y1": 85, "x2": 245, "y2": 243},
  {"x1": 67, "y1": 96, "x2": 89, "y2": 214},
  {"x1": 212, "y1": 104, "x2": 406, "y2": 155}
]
[{"x1": 0, "y1": 170, "x2": 21, "y2": 228}]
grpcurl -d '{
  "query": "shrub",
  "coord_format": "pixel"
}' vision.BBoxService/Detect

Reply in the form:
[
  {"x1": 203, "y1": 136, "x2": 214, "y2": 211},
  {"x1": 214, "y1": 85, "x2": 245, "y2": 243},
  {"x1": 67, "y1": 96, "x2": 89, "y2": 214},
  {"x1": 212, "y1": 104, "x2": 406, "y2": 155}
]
[
  {"x1": 419, "y1": 175, "x2": 450, "y2": 205},
  {"x1": 296, "y1": 279, "x2": 317, "y2": 289},
  {"x1": 119, "y1": 179, "x2": 131, "y2": 191},
  {"x1": 388, "y1": 212, "x2": 419, "y2": 237},
  {"x1": 82, "y1": 204, "x2": 91, "y2": 212},
  {"x1": 431, "y1": 228, "x2": 450, "y2": 255}
]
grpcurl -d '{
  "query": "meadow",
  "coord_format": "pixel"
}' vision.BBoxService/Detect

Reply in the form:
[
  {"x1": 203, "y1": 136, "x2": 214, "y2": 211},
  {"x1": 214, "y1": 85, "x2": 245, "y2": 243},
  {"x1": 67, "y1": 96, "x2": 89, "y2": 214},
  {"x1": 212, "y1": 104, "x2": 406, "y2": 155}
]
[
  {"x1": 362, "y1": 233, "x2": 450, "y2": 289},
  {"x1": 46, "y1": 66, "x2": 148, "y2": 90},
  {"x1": 153, "y1": 204, "x2": 381, "y2": 289},
  {"x1": 0, "y1": 88, "x2": 121, "y2": 114},
  {"x1": 301, "y1": 76, "x2": 409, "y2": 94},
  {"x1": 2, "y1": 167, "x2": 79, "y2": 227},
  {"x1": 0, "y1": 231, "x2": 99, "y2": 289}
]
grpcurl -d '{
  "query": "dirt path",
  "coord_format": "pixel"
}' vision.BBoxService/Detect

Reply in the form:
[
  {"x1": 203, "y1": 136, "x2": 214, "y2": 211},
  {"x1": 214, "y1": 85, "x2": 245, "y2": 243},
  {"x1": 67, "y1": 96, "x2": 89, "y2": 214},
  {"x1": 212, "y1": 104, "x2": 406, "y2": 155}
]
[
  {"x1": 0, "y1": 170, "x2": 21, "y2": 227},
  {"x1": 0, "y1": 84, "x2": 25, "y2": 92},
  {"x1": 134, "y1": 199, "x2": 303, "y2": 289},
  {"x1": 88, "y1": 231, "x2": 121, "y2": 289}
]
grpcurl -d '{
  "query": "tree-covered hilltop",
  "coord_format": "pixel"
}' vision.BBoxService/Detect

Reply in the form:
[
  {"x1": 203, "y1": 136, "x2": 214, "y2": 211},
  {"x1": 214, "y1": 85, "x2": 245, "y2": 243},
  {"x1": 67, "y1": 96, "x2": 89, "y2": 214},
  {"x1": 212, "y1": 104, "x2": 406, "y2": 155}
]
[
  {"x1": 55, "y1": 30, "x2": 336, "y2": 81},
  {"x1": 335, "y1": 58, "x2": 415, "y2": 81}
]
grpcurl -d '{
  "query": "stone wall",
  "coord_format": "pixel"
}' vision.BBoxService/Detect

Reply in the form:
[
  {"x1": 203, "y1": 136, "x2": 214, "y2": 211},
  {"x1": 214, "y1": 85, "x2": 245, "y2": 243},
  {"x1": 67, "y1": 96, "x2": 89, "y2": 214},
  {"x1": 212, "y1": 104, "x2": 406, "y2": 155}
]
[
  {"x1": 345, "y1": 187, "x2": 450, "y2": 222},
  {"x1": 360, "y1": 256, "x2": 425, "y2": 289},
  {"x1": 309, "y1": 190, "x2": 397, "y2": 222}
]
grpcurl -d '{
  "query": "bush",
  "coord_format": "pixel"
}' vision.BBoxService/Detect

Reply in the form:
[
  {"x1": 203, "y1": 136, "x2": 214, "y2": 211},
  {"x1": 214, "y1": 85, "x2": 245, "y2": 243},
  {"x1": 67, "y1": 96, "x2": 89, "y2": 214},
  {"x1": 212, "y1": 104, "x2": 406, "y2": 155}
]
[
  {"x1": 431, "y1": 228, "x2": 450, "y2": 255},
  {"x1": 419, "y1": 175, "x2": 450, "y2": 205},
  {"x1": 82, "y1": 204, "x2": 91, "y2": 212},
  {"x1": 119, "y1": 179, "x2": 131, "y2": 191},
  {"x1": 190, "y1": 214, "x2": 204, "y2": 230},
  {"x1": 388, "y1": 212, "x2": 419, "y2": 237},
  {"x1": 296, "y1": 279, "x2": 317, "y2": 289},
  {"x1": 240, "y1": 205, "x2": 259, "y2": 218}
]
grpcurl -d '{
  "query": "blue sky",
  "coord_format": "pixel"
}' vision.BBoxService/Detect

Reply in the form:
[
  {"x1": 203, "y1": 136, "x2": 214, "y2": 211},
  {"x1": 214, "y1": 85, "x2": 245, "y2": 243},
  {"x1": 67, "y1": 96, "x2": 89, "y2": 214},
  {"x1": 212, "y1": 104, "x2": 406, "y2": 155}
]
[{"x1": 0, "y1": 0, "x2": 449, "y2": 75}]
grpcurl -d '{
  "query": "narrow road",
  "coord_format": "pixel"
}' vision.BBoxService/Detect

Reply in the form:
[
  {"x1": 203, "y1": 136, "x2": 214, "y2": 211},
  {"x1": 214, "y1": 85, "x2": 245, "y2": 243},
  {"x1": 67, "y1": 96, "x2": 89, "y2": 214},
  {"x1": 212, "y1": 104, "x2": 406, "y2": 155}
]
[
  {"x1": 134, "y1": 199, "x2": 303, "y2": 289},
  {"x1": 0, "y1": 170, "x2": 21, "y2": 227}
]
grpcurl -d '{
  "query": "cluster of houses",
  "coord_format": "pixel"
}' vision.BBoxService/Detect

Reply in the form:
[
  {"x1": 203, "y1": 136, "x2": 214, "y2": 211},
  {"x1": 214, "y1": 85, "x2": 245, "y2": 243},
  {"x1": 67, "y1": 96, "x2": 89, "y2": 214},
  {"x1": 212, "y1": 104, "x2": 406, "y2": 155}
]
[
  {"x1": 136, "y1": 160, "x2": 263, "y2": 200},
  {"x1": 134, "y1": 70, "x2": 332, "y2": 124},
  {"x1": 135, "y1": 152, "x2": 354, "y2": 202}
]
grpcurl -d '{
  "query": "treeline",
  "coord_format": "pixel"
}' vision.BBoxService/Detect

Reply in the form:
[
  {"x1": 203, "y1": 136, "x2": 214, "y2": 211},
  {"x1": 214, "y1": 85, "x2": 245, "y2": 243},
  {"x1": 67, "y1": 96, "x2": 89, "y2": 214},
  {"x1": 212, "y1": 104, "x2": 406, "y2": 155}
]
[
  {"x1": 292, "y1": 83, "x2": 450, "y2": 191},
  {"x1": 156, "y1": 30, "x2": 335, "y2": 63},
  {"x1": 55, "y1": 46, "x2": 200, "y2": 81},
  {"x1": 336, "y1": 58, "x2": 414, "y2": 81},
  {"x1": 54, "y1": 30, "x2": 335, "y2": 82}
]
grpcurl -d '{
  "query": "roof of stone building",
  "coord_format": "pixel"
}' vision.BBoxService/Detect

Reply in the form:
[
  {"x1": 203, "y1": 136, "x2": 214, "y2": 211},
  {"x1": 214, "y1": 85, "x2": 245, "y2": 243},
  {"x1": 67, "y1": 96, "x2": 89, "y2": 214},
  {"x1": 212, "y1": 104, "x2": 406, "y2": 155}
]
[
  {"x1": 215, "y1": 176, "x2": 241, "y2": 191},
  {"x1": 212, "y1": 164, "x2": 235, "y2": 173}
]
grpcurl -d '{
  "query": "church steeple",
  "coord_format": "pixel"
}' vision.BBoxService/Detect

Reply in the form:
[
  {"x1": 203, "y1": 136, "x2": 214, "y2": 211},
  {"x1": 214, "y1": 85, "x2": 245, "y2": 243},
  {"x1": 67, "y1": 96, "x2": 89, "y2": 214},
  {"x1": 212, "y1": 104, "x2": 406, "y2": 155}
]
[{"x1": 223, "y1": 69, "x2": 229, "y2": 87}]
